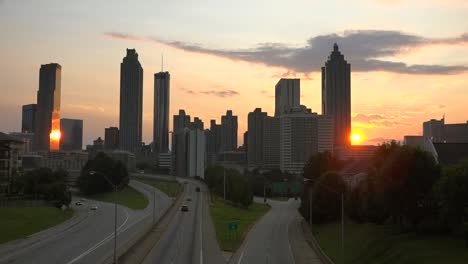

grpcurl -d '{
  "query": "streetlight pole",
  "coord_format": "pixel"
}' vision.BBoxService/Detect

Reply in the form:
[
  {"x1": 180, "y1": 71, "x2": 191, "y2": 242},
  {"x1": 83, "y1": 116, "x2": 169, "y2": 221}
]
[
  {"x1": 152, "y1": 184, "x2": 156, "y2": 224},
  {"x1": 341, "y1": 193, "x2": 345, "y2": 264},
  {"x1": 89, "y1": 171, "x2": 118, "y2": 264},
  {"x1": 223, "y1": 168, "x2": 226, "y2": 201},
  {"x1": 309, "y1": 188, "x2": 313, "y2": 228}
]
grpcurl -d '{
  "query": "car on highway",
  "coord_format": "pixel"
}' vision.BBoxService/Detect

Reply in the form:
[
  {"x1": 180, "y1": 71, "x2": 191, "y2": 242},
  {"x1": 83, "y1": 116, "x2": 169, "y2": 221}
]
[
  {"x1": 75, "y1": 201, "x2": 83, "y2": 206},
  {"x1": 195, "y1": 187, "x2": 200, "y2": 192},
  {"x1": 90, "y1": 205, "x2": 98, "y2": 210},
  {"x1": 186, "y1": 197, "x2": 192, "y2": 201},
  {"x1": 80, "y1": 198, "x2": 86, "y2": 202},
  {"x1": 181, "y1": 204, "x2": 189, "y2": 212}
]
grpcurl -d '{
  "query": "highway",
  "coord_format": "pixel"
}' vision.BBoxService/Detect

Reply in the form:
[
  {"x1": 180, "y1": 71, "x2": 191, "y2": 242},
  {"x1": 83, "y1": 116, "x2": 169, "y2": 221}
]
[
  {"x1": 233, "y1": 197, "x2": 301, "y2": 264},
  {"x1": 0, "y1": 180, "x2": 171, "y2": 264},
  {"x1": 142, "y1": 177, "x2": 225, "y2": 264}
]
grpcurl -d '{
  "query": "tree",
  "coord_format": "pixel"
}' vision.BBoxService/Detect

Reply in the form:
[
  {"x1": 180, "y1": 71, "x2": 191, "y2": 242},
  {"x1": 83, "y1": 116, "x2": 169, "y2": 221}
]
[
  {"x1": 77, "y1": 152, "x2": 129, "y2": 195},
  {"x1": 310, "y1": 171, "x2": 346, "y2": 223}
]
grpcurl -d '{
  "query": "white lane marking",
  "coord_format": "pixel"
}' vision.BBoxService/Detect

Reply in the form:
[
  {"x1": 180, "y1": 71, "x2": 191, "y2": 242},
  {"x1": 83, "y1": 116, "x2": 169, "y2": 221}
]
[
  {"x1": 65, "y1": 209, "x2": 130, "y2": 264},
  {"x1": 237, "y1": 251, "x2": 244, "y2": 264}
]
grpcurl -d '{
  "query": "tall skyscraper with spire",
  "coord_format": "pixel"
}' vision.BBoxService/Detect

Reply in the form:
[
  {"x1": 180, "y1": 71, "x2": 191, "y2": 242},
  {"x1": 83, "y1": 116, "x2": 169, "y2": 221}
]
[
  {"x1": 322, "y1": 43, "x2": 351, "y2": 147},
  {"x1": 119, "y1": 49, "x2": 143, "y2": 153},
  {"x1": 34, "y1": 63, "x2": 61, "y2": 151},
  {"x1": 153, "y1": 70, "x2": 170, "y2": 153}
]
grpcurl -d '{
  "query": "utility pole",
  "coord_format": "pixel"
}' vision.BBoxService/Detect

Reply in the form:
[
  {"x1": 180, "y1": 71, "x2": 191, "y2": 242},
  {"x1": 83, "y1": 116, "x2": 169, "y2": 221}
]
[
  {"x1": 341, "y1": 193, "x2": 345, "y2": 264},
  {"x1": 152, "y1": 184, "x2": 156, "y2": 224},
  {"x1": 113, "y1": 185, "x2": 117, "y2": 264}
]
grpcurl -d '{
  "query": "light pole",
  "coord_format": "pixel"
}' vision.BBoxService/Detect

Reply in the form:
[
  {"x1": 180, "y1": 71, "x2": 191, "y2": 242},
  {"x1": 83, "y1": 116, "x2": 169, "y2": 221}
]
[
  {"x1": 153, "y1": 184, "x2": 156, "y2": 224},
  {"x1": 223, "y1": 152, "x2": 226, "y2": 201},
  {"x1": 90, "y1": 171, "x2": 118, "y2": 264},
  {"x1": 304, "y1": 177, "x2": 345, "y2": 264}
]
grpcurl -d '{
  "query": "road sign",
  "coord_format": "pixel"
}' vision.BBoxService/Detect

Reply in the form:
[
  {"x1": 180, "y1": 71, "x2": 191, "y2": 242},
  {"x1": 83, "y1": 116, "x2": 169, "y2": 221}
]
[{"x1": 228, "y1": 222, "x2": 238, "y2": 231}]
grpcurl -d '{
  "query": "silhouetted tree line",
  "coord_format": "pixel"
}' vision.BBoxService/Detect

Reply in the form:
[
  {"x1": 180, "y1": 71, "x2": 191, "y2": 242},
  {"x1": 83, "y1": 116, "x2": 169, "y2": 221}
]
[
  {"x1": 78, "y1": 152, "x2": 129, "y2": 195},
  {"x1": 205, "y1": 166, "x2": 253, "y2": 207},
  {"x1": 248, "y1": 169, "x2": 299, "y2": 197},
  {"x1": 15, "y1": 168, "x2": 71, "y2": 207},
  {"x1": 300, "y1": 143, "x2": 468, "y2": 241}
]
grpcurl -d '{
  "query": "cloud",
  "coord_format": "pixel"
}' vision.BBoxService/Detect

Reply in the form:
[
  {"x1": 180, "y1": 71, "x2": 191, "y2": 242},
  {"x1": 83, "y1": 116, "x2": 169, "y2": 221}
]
[
  {"x1": 181, "y1": 87, "x2": 239, "y2": 97},
  {"x1": 66, "y1": 103, "x2": 105, "y2": 112},
  {"x1": 353, "y1": 113, "x2": 387, "y2": 123},
  {"x1": 199, "y1": 90, "x2": 239, "y2": 97},
  {"x1": 260, "y1": 90, "x2": 268, "y2": 94},
  {"x1": 104, "y1": 30, "x2": 468, "y2": 75},
  {"x1": 352, "y1": 113, "x2": 408, "y2": 128}
]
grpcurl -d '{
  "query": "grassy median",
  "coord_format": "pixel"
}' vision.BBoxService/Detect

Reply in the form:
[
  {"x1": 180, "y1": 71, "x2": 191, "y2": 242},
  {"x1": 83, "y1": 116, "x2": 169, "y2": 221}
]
[
  {"x1": 210, "y1": 195, "x2": 270, "y2": 252},
  {"x1": 0, "y1": 206, "x2": 74, "y2": 244},
  {"x1": 134, "y1": 177, "x2": 182, "y2": 197},
  {"x1": 314, "y1": 221, "x2": 468, "y2": 264},
  {"x1": 87, "y1": 186, "x2": 148, "y2": 210}
]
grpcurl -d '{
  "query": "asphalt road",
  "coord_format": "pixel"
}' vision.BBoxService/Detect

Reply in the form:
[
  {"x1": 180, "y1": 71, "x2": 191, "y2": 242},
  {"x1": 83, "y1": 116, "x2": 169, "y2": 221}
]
[
  {"x1": 234, "y1": 197, "x2": 301, "y2": 264},
  {"x1": 0, "y1": 180, "x2": 171, "y2": 264},
  {"x1": 142, "y1": 176, "x2": 225, "y2": 264}
]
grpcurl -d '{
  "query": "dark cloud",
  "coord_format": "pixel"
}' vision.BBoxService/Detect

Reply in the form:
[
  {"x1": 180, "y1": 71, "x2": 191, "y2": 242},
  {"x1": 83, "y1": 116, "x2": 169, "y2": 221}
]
[
  {"x1": 181, "y1": 87, "x2": 239, "y2": 97},
  {"x1": 104, "y1": 30, "x2": 468, "y2": 75}
]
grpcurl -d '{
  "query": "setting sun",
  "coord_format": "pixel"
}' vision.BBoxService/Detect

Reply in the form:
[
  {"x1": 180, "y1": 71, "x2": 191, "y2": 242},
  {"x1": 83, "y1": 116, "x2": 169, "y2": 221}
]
[
  {"x1": 50, "y1": 130, "x2": 61, "y2": 141},
  {"x1": 351, "y1": 133, "x2": 362, "y2": 144}
]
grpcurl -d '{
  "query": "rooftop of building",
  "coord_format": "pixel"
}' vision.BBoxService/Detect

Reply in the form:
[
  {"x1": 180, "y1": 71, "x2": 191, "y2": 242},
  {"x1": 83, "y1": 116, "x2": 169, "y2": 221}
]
[
  {"x1": 433, "y1": 142, "x2": 468, "y2": 165},
  {"x1": 0, "y1": 132, "x2": 24, "y2": 143}
]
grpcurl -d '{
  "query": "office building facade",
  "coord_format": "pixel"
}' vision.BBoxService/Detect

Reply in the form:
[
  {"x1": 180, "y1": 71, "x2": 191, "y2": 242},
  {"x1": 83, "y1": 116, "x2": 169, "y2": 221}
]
[
  {"x1": 153, "y1": 71, "x2": 170, "y2": 153},
  {"x1": 119, "y1": 49, "x2": 143, "y2": 153},
  {"x1": 22, "y1": 104, "x2": 37, "y2": 133},
  {"x1": 263, "y1": 116, "x2": 280, "y2": 169},
  {"x1": 34, "y1": 63, "x2": 61, "y2": 151},
  {"x1": 104, "y1": 127, "x2": 119, "y2": 150},
  {"x1": 221, "y1": 110, "x2": 238, "y2": 151},
  {"x1": 275, "y1": 78, "x2": 300, "y2": 117},
  {"x1": 322, "y1": 43, "x2": 351, "y2": 147},
  {"x1": 247, "y1": 108, "x2": 267, "y2": 168},
  {"x1": 59, "y1": 118, "x2": 83, "y2": 151}
]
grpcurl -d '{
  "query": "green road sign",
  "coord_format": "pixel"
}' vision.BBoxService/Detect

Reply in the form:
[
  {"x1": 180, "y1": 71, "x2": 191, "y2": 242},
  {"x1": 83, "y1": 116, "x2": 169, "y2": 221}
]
[{"x1": 228, "y1": 222, "x2": 238, "y2": 231}]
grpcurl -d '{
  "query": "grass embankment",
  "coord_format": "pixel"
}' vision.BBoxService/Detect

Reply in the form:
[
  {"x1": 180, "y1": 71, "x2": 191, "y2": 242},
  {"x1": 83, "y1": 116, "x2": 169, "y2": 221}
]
[
  {"x1": 314, "y1": 221, "x2": 468, "y2": 264},
  {"x1": 134, "y1": 177, "x2": 182, "y2": 197},
  {"x1": 0, "y1": 206, "x2": 74, "y2": 244},
  {"x1": 87, "y1": 186, "x2": 148, "y2": 210},
  {"x1": 210, "y1": 195, "x2": 270, "y2": 251}
]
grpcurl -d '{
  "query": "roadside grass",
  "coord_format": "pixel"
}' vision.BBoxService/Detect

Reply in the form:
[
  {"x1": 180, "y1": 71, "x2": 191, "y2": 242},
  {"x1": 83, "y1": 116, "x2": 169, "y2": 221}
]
[
  {"x1": 134, "y1": 177, "x2": 182, "y2": 197},
  {"x1": 314, "y1": 221, "x2": 468, "y2": 264},
  {"x1": 86, "y1": 185, "x2": 148, "y2": 210},
  {"x1": 210, "y1": 195, "x2": 270, "y2": 252},
  {"x1": 0, "y1": 206, "x2": 74, "y2": 244}
]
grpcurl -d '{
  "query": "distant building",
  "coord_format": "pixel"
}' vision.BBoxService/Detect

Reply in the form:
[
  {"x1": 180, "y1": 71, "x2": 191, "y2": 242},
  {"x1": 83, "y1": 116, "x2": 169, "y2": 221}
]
[
  {"x1": 119, "y1": 49, "x2": 143, "y2": 153},
  {"x1": 423, "y1": 117, "x2": 468, "y2": 143},
  {"x1": 0, "y1": 132, "x2": 23, "y2": 193},
  {"x1": 317, "y1": 115, "x2": 334, "y2": 153},
  {"x1": 104, "y1": 127, "x2": 119, "y2": 150},
  {"x1": 322, "y1": 43, "x2": 351, "y2": 147},
  {"x1": 22, "y1": 104, "x2": 37, "y2": 133},
  {"x1": 217, "y1": 151, "x2": 247, "y2": 173},
  {"x1": 191, "y1": 117, "x2": 204, "y2": 130},
  {"x1": 247, "y1": 108, "x2": 267, "y2": 169},
  {"x1": 174, "y1": 109, "x2": 191, "y2": 133},
  {"x1": 174, "y1": 128, "x2": 206, "y2": 178},
  {"x1": 403, "y1": 135, "x2": 424, "y2": 148},
  {"x1": 263, "y1": 116, "x2": 280, "y2": 170},
  {"x1": 34, "y1": 63, "x2": 61, "y2": 151},
  {"x1": 432, "y1": 143, "x2": 468, "y2": 165},
  {"x1": 60, "y1": 118, "x2": 83, "y2": 151},
  {"x1": 9, "y1": 132, "x2": 34, "y2": 154},
  {"x1": 221, "y1": 110, "x2": 238, "y2": 151},
  {"x1": 158, "y1": 152, "x2": 172, "y2": 172},
  {"x1": 86, "y1": 137, "x2": 104, "y2": 158},
  {"x1": 279, "y1": 106, "x2": 332, "y2": 174},
  {"x1": 42, "y1": 151, "x2": 88, "y2": 186},
  {"x1": 275, "y1": 78, "x2": 300, "y2": 117},
  {"x1": 153, "y1": 71, "x2": 170, "y2": 153},
  {"x1": 111, "y1": 150, "x2": 136, "y2": 172},
  {"x1": 206, "y1": 120, "x2": 222, "y2": 164},
  {"x1": 335, "y1": 145, "x2": 377, "y2": 161}
]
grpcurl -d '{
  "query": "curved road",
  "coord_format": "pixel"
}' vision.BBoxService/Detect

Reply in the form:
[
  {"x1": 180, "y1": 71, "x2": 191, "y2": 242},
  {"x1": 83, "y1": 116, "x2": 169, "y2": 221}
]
[
  {"x1": 0, "y1": 180, "x2": 171, "y2": 264},
  {"x1": 233, "y1": 197, "x2": 301, "y2": 264}
]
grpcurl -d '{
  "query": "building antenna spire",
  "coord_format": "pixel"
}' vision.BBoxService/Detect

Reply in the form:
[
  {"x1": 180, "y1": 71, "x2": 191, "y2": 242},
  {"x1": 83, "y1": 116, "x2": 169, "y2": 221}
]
[{"x1": 161, "y1": 53, "x2": 164, "y2": 72}]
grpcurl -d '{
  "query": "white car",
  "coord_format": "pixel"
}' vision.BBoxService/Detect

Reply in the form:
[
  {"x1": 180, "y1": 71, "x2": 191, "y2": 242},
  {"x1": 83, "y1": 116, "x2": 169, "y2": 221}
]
[{"x1": 90, "y1": 205, "x2": 98, "y2": 210}]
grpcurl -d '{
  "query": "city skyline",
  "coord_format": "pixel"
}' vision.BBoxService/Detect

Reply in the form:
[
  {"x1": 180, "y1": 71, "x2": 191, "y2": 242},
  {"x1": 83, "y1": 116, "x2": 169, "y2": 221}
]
[{"x1": 1, "y1": 0, "x2": 467, "y2": 147}]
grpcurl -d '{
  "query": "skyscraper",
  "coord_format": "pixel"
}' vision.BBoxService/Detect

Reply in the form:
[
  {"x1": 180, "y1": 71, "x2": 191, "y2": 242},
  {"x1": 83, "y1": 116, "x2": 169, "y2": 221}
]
[
  {"x1": 191, "y1": 117, "x2": 204, "y2": 130},
  {"x1": 247, "y1": 108, "x2": 267, "y2": 168},
  {"x1": 34, "y1": 63, "x2": 61, "y2": 151},
  {"x1": 22, "y1": 104, "x2": 37, "y2": 133},
  {"x1": 153, "y1": 71, "x2": 170, "y2": 153},
  {"x1": 221, "y1": 110, "x2": 238, "y2": 151},
  {"x1": 275, "y1": 78, "x2": 300, "y2": 117},
  {"x1": 322, "y1": 43, "x2": 351, "y2": 147},
  {"x1": 263, "y1": 116, "x2": 280, "y2": 169},
  {"x1": 59, "y1": 118, "x2": 83, "y2": 151},
  {"x1": 105, "y1": 127, "x2": 119, "y2": 150},
  {"x1": 173, "y1": 109, "x2": 191, "y2": 133},
  {"x1": 119, "y1": 49, "x2": 143, "y2": 153}
]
